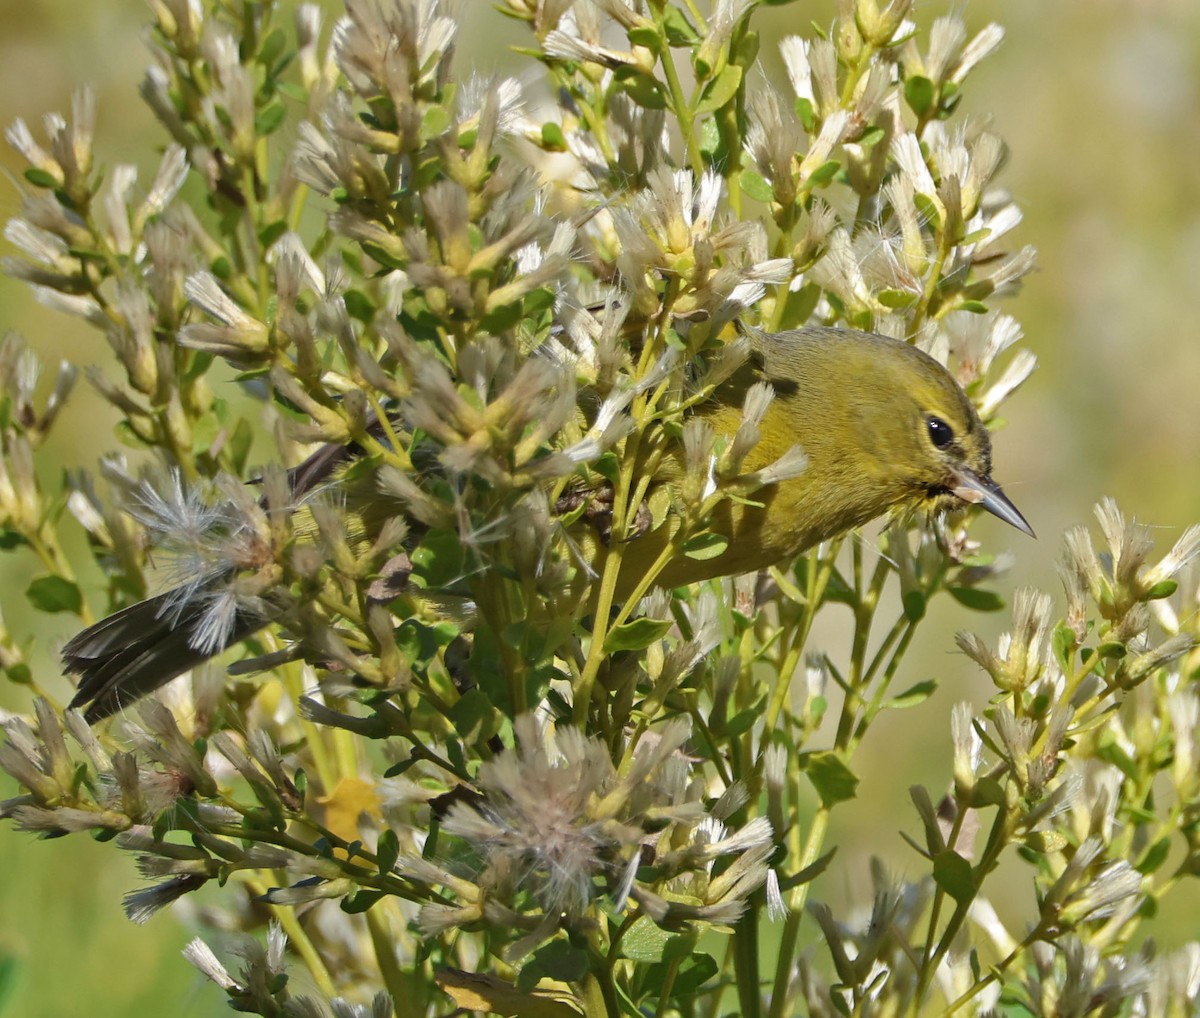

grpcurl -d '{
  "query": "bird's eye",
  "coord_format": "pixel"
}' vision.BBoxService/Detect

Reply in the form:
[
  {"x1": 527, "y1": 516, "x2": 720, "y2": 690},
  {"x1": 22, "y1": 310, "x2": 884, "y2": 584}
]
[{"x1": 926, "y1": 415, "x2": 954, "y2": 450}]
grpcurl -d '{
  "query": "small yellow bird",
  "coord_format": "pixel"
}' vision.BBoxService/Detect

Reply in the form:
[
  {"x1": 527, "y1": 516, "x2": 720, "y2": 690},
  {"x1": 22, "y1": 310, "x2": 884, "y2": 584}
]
[{"x1": 63, "y1": 325, "x2": 1031, "y2": 721}]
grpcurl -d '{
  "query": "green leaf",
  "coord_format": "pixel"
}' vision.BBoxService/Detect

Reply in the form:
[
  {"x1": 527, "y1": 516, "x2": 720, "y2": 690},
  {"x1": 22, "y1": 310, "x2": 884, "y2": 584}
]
[
  {"x1": 780, "y1": 846, "x2": 837, "y2": 889},
  {"x1": 341, "y1": 888, "x2": 386, "y2": 913},
  {"x1": 533, "y1": 941, "x2": 590, "y2": 983},
  {"x1": 956, "y1": 299, "x2": 990, "y2": 314},
  {"x1": 1051, "y1": 622, "x2": 1077, "y2": 671},
  {"x1": 620, "y1": 74, "x2": 668, "y2": 110},
  {"x1": 343, "y1": 288, "x2": 376, "y2": 323},
  {"x1": 695, "y1": 65, "x2": 742, "y2": 116},
  {"x1": 5, "y1": 663, "x2": 32, "y2": 686},
  {"x1": 420, "y1": 105, "x2": 451, "y2": 141},
  {"x1": 913, "y1": 192, "x2": 941, "y2": 231},
  {"x1": 480, "y1": 300, "x2": 523, "y2": 333},
  {"x1": 604, "y1": 617, "x2": 673, "y2": 653},
  {"x1": 902, "y1": 589, "x2": 926, "y2": 622},
  {"x1": 663, "y1": 7, "x2": 700, "y2": 45},
  {"x1": 1144, "y1": 579, "x2": 1178, "y2": 600},
  {"x1": 627, "y1": 26, "x2": 662, "y2": 49},
  {"x1": 932, "y1": 849, "x2": 975, "y2": 904},
  {"x1": 255, "y1": 102, "x2": 287, "y2": 136},
  {"x1": 665, "y1": 952, "x2": 718, "y2": 993},
  {"x1": 804, "y1": 751, "x2": 859, "y2": 807},
  {"x1": 948, "y1": 586, "x2": 1005, "y2": 612},
  {"x1": 26, "y1": 575, "x2": 82, "y2": 614},
  {"x1": 732, "y1": 30, "x2": 759, "y2": 68},
  {"x1": 0, "y1": 528, "x2": 27, "y2": 550},
  {"x1": 257, "y1": 27, "x2": 287, "y2": 65},
  {"x1": 1137, "y1": 837, "x2": 1171, "y2": 875},
  {"x1": 698, "y1": 117, "x2": 721, "y2": 159},
  {"x1": 885, "y1": 679, "x2": 937, "y2": 710},
  {"x1": 877, "y1": 288, "x2": 920, "y2": 310},
  {"x1": 621, "y1": 917, "x2": 675, "y2": 962},
  {"x1": 904, "y1": 76, "x2": 935, "y2": 116},
  {"x1": 410, "y1": 529, "x2": 466, "y2": 589},
  {"x1": 682, "y1": 531, "x2": 729, "y2": 560},
  {"x1": 739, "y1": 169, "x2": 774, "y2": 203},
  {"x1": 794, "y1": 96, "x2": 816, "y2": 132},
  {"x1": 448, "y1": 688, "x2": 502, "y2": 747},
  {"x1": 376, "y1": 829, "x2": 399, "y2": 875},
  {"x1": 806, "y1": 159, "x2": 841, "y2": 185},
  {"x1": 23, "y1": 167, "x2": 58, "y2": 189},
  {"x1": 1097, "y1": 641, "x2": 1127, "y2": 659},
  {"x1": 724, "y1": 707, "x2": 761, "y2": 737},
  {"x1": 777, "y1": 282, "x2": 821, "y2": 329},
  {"x1": 540, "y1": 121, "x2": 566, "y2": 151}
]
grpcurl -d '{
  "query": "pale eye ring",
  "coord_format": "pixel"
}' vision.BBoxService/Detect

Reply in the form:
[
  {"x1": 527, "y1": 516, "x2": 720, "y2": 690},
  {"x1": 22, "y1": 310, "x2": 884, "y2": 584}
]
[{"x1": 926, "y1": 415, "x2": 954, "y2": 449}]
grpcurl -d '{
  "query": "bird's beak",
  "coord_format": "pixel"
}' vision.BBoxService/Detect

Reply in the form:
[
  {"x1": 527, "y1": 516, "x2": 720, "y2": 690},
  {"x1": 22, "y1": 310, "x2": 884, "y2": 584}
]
[{"x1": 949, "y1": 467, "x2": 1035, "y2": 538}]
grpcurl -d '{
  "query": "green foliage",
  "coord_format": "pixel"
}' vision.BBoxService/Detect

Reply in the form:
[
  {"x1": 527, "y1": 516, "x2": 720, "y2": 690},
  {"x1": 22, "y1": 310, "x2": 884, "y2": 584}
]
[{"x1": 0, "y1": 1, "x2": 1197, "y2": 1017}]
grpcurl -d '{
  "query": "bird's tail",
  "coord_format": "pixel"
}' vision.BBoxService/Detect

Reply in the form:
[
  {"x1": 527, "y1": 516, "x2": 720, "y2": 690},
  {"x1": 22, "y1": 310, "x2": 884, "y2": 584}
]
[{"x1": 64, "y1": 591, "x2": 265, "y2": 723}]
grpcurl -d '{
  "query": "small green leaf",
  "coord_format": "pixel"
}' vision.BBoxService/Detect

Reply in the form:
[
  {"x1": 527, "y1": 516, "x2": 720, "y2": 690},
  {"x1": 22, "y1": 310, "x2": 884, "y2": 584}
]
[
  {"x1": 780, "y1": 846, "x2": 837, "y2": 889},
  {"x1": 885, "y1": 679, "x2": 937, "y2": 709},
  {"x1": 410, "y1": 529, "x2": 466, "y2": 590},
  {"x1": 620, "y1": 74, "x2": 668, "y2": 110},
  {"x1": 540, "y1": 121, "x2": 566, "y2": 151},
  {"x1": 877, "y1": 288, "x2": 920, "y2": 309},
  {"x1": 604, "y1": 617, "x2": 673, "y2": 653},
  {"x1": 806, "y1": 159, "x2": 841, "y2": 185},
  {"x1": 1144, "y1": 579, "x2": 1178, "y2": 600},
  {"x1": 740, "y1": 169, "x2": 774, "y2": 203},
  {"x1": 724, "y1": 707, "x2": 760, "y2": 737},
  {"x1": 1052, "y1": 623, "x2": 1077, "y2": 671},
  {"x1": 1097, "y1": 641, "x2": 1127, "y2": 659},
  {"x1": 255, "y1": 102, "x2": 287, "y2": 136},
  {"x1": 804, "y1": 751, "x2": 859, "y2": 807},
  {"x1": 0, "y1": 528, "x2": 27, "y2": 550},
  {"x1": 343, "y1": 288, "x2": 376, "y2": 323},
  {"x1": 1137, "y1": 837, "x2": 1171, "y2": 875},
  {"x1": 904, "y1": 76, "x2": 935, "y2": 116},
  {"x1": 627, "y1": 26, "x2": 662, "y2": 49},
  {"x1": 532, "y1": 940, "x2": 590, "y2": 983},
  {"x1": 695, "y1": 65, "x2": 742, "y2": 116},
  {"x1": 682, "y1": 531, "x2": 729, "y2": 560},
  {"x1": 948, "y1": 586, "x2": 1005, "y2": 612},
  {"x1": 732, "y1": 30, "x2": 759, "y2": 68},
  {"x1": 376, "y1": 829, "x2": 399, "y2": 875},
  {"x1": 663, "y1": 952, "x2": 718, "y2": 993},
  {"x1": 777, "y1": 282, "x2": 821, "y2": 329},
  {"x1": 257, "y1": 27, "x2": 287, "y2": 67},
  {"x1": 902, "y1": 589, "x2": 926, "y2": 622},
  {"x1": 341, "y1": 888, "x2": 386, "y2": 913},
  {"x1": 956, "y1": 300, "x2": 990, "y2": 314},
  {"x1": 662, "y1": 7, "x2": 700, "y2": 45},
  {"x1": 620, "y1": 917, "x2": 675, "y2": 962},
  {"x1": 480, "y1": 300, "x2": 523, "y2": 333},
  {"x1": 794, "y1": 96, "x2": 815, "y2": 132},
  {"x1": 23, "y1": 167, "x2": 58, "y2": 189},
  {"x1": 26, "y1": 575, "x2": 82, "y2": 614},
  {"x1": 932, "y1": 849, "x2": 975, "y2": 904},
  {"x1": 913, "y1": 192, "x2": 941, "y2": 231},
  {"x1": 420, "y1": 105, "x2": 451, "y2": 141}
]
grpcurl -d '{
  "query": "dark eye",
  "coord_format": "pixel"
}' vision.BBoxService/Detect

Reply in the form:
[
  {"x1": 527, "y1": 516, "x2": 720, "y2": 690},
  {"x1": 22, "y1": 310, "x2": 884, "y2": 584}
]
[{"x1": 926, "y1": 415, "x2": 954, "y2": 449}]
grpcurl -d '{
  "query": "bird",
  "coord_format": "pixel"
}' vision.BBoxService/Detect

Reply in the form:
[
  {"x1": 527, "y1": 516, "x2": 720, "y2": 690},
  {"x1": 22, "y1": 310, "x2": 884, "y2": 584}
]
[{"x1": 62, "y1": 324, "x2": 1032, "y2": 722}]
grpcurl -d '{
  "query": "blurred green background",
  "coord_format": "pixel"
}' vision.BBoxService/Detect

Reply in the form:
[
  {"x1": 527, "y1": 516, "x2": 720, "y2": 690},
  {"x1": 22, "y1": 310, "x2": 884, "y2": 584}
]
[{"x1": 1, "y1": 1, "x2": 1198, "y2": 1014}]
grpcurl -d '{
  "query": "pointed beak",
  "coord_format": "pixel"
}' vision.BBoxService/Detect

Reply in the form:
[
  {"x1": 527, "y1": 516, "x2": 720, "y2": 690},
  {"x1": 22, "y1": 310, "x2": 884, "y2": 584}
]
[{"x1": 949, "y1": 467, "x2": 1035, "y2": 538}]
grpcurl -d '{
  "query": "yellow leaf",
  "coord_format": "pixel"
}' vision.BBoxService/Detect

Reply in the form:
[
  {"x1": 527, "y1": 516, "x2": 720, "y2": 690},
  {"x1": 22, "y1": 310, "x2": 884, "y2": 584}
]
[{"x1": 317, "y1": 776, "x2": 380, "y2": 844}]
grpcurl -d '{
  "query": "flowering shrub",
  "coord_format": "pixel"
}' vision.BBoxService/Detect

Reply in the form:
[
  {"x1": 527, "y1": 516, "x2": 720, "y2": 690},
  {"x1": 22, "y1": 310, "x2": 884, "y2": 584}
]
[{"x1": 1, "y1": 1, "x2": 1199, "y2": 1015}]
